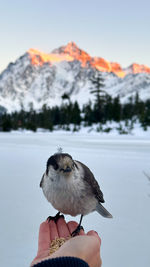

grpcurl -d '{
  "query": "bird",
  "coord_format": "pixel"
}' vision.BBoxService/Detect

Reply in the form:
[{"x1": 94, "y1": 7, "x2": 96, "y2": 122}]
[{"x1": 40, "y1": 152, "x2": 112, "y2": 236}]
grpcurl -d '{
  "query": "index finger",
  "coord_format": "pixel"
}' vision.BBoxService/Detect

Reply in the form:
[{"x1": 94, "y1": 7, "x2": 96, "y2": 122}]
[
  {"x1": 37, "y1": 221, "x2": 51, "y2": 256},
  {"x1": 56, "y1": 217, "x2": 70, "y2": 238}
]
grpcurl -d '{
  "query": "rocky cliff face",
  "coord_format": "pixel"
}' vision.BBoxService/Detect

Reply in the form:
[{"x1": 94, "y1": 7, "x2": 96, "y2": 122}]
[{"x1": 0, "y1": 42, "x2": 150, "y2": 112}]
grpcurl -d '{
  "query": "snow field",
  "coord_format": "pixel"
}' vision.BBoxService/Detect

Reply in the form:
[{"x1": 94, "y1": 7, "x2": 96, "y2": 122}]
[{"x1": 0, "y1": 132, "x2": 150, "y2": 267}]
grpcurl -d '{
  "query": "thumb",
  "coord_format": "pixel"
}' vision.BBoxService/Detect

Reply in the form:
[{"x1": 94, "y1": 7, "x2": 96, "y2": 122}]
[{"x1": 87, "y1": 230, "x2": 101, "y2": 246}]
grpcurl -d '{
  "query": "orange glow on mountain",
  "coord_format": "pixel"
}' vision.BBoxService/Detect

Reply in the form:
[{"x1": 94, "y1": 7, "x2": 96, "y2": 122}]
[
  {"x1": 92, "y1": 57, "x2": 111, "y2": 71},
  {"x1": 61, "y1": 42, "x2": 92, "y2": 67},
  {"x1": 28, "y1": 43, "x2": 150, "y2": 78},
  {"x1": 110, "y1": 62, "x2": 126, "y2": 77},
  {"x1": 28, "y1": 48, "x2": 74, "y2": 66},
  {"x1": 130, "y1": 63, "x2": 150, "y2": 74}
]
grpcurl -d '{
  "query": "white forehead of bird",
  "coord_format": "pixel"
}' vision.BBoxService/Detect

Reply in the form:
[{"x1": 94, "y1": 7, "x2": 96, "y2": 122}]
[{"x1": 58, "y1": 155, "x2": 73, "y2": 169}]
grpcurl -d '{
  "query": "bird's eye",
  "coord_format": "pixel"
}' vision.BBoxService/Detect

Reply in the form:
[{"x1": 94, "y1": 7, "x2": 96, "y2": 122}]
[
  {"x1": 73, "y1": 162, "x2": 78, "y2": 169},
  {"x1": 72, "y1": 162, "x2": 75, "y2": 169},
  {"x1": 53, "y1": 163, "x2": 58, "y2": 170}
]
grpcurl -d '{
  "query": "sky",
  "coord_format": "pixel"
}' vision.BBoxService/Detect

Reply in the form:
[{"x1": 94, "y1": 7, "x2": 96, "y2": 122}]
[{"x1": 0, "y1": 0, "x2": 150, "y2": 72}]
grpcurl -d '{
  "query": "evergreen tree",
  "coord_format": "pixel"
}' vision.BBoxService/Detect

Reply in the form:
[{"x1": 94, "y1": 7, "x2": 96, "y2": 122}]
[
  {"x1": 145, "y1": 100, "x2": 150, "y2": 126},
  {"x1": 122, "y1": 97, "x2": 134, "y2": 120},
  {"x1": 104, "y1": 95, "x2": 113, "y2": 121},
  {"x1": 25, "y1": 102, "x2": 37, "y2": 131},
  {"x1": 38, "y1": 104, "x2": 53, "y2": 130},
  {"x1": 2, "y1": 114, "x2": 12, "y2": 131},
  {"x1": 51, "y1": 106, "x2": 60, "y2": 125},
  {"x1": 140, "y1": 99, "x2": 150, "y2": 129},
  {"x1": 112, "y1": 96, "x2": 121, "y2": 122},
  {"x1": 82, "y1": 101, "x2": 94, "y2": 125},
  {"x1": 71, "y1": 101, "x2": 81, "y2": 125},
  {"x1": 90, "y1": 70, "x2": 106, "y2": 123},
  {"x1": 134, "y1": 92, "x2": 140, "y2": 116}
]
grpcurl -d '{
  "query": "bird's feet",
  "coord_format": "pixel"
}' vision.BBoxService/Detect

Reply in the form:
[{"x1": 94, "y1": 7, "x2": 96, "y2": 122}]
[
  {"x1": 71, "y1": 225, "x2": 84, "y2": 237},
  {"x1": 47, "y1": 212, "x2": 64, "y2": 223}
]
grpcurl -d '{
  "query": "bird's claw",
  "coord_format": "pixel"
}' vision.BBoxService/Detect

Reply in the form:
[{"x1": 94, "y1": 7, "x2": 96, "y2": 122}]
[
  {"x1": 47, "y1": 212, "x2": 64, "y2": 223},
  {"x1": 71, "y1": 225, "x2": 84, "y2": 237}
]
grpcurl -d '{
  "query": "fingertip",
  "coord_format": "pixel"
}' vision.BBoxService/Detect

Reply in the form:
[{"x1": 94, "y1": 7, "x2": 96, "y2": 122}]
[
  {"x1": 56, "y1": 216, "x2": 66, "y2": 225},
  {"x1": 67, "y1": 220, "x2": 78, "y2": 228},
  {"x1": 49, "y1": 219, "x2": 56, "y2": 227},
  {"x1": 87, "y1": 230, "x2": 101, "y2": 245},
  {"x1": 67, "y1": 220, "x2": 78, "y2": 225},
  {"x1": 67, "y1": 221, "x2": 78, "y2": 235},
  {"x1": 39, "y1": 221, "x2": 49, "y2": 232}
]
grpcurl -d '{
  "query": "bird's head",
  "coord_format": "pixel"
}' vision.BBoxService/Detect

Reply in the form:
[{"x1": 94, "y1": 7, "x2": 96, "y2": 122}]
[{"x1": 46, "y1": 153, "x2": 76, "y2": 178}]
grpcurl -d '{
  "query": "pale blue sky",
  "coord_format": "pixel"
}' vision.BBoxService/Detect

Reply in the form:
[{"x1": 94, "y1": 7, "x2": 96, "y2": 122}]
[{"x1": 0, "y1": 0, "x2": 150, "y2": 72}]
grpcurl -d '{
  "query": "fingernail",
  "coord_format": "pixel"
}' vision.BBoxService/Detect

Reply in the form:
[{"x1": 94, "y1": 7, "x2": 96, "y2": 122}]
[{"x1": 94, "y1": 231, "x2": 98, "y2": 235}]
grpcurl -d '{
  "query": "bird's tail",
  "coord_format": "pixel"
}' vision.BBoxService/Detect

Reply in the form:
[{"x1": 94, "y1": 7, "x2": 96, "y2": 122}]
[{"x1": 96, "y1": 203, "x2": 113, "y2": 218}]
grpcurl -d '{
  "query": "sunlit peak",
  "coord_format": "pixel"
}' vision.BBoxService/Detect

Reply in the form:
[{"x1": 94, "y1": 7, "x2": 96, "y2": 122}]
[
  {"x1": 27, "y1": 43, "x2": 150, "y2": 77},
  {"x1": 28, "y1": 48, "x2": 74, "y2": 65}
]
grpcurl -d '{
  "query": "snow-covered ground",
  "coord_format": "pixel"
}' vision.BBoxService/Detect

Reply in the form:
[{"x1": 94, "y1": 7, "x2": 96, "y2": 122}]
[
  {"x1": 50, "y1": 121, "x2": 150, "y2": 137},
  {"x1": 0, "y1": 132, "x2": 150, "y2": 267},
  {"x1": 12, "y1": 120, "x2": 150, "y2": 137}
]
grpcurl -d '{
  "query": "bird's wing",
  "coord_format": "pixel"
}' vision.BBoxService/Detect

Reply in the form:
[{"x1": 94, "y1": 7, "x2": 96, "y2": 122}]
[
  {"x1": 76, "y1": 161, "x2": 105, "y2": 203},
  {"x1": 40, "y1": 174, "x2": 44, "y2": 187}
]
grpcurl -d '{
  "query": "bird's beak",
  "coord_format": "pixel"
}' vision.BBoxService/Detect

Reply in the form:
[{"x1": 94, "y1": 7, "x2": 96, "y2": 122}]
[
  {"x1": 64, "y1": 167, "x2": 72, "y2": 173},
  {"x1": 60, "y1": 167, "x2": 72, "y2": 173}
]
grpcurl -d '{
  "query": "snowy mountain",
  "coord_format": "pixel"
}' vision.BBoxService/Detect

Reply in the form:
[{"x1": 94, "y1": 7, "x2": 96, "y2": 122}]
[{"x1": 0, "y1": 42, "x2": 150, "y2": 112}]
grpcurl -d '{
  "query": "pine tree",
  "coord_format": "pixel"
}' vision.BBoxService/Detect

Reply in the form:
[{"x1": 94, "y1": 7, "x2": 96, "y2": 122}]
[
  {"x1": 134, "y1": 92, "x2": 140, "y2": 116},
  {"x1": 2, "y1": 114, "x2": 12, "y2": 131},
  {"x1": 90, "y1": 70, "x2": 106, "y2": 123},
  {"x1": 112, "y1": 96, "x2": 121, "y2": 122},
  {"x1": 122, "y1": 97, "x2": 134, "y2": 120},
  {"x1": 104, "y1": 95, "x2": 113, "y2": 121},
  {"x1": 82, "y1": 101, "x2": 93, "y2": 126},
  {"x1": 71, "y1": 101, "x2": 81, "y2": 125}
]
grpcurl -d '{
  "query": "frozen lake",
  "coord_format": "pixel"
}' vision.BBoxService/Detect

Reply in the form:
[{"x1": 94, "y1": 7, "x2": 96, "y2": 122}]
[{"x1": 0, "y1": 132, "x2": 150, "y2": 267}]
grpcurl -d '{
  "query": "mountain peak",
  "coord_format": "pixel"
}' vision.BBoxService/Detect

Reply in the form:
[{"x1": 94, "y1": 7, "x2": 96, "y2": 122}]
[
  {"x1": 52, "y1": 41, "x2": 91, "y2": 67},
  {"x1": 128, "y1": 63, "x2": 150, "y2": 74},
  {"x1": 65, "y1": 41, "x2": 80, "y2": 50},
  {"x1": 52, "y1": 41, "x2": 84, "y2": 54},
  {"x1": 1, "y1": 43, "x2": 150, "y2": 113},
  {"x1": 27, "y1": 43, "x2": 150, "y2": 78}
]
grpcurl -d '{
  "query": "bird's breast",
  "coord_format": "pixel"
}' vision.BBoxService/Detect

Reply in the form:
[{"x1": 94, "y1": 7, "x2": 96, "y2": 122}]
[{"x1": 42, "y1": 173, "x2": 97, "y2": 216}]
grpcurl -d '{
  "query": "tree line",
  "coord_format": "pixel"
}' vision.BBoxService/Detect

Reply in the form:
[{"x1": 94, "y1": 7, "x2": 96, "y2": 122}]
[
  {"x1": 0, "y1": 93, "x2": 150, "y2": 132},
  {"x1": 0, "y1": 71, "x2": 150, "y2": 132}
]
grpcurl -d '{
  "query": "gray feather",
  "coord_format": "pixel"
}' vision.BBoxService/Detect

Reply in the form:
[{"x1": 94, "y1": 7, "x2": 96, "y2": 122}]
[
  {"x1": 96, "y1": 203, "x2": 113, "y2": 218},
  {"x1": 76, "y1": 160, "x2": 105, "y2": 203},
  {"x1": 40, "y1": 174, "x2": 44, "y2": 188}
]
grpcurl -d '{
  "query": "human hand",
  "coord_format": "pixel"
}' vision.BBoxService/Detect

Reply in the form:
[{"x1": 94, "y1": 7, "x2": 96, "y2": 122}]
[{"x1": 30, "y1": 217, "x2": 102, "y2": 267}]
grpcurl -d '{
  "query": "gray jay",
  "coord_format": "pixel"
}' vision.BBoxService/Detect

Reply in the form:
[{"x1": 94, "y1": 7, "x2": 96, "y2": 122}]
[{"x1": 40, "y1": 152, "x2": 112, "y2": 236}]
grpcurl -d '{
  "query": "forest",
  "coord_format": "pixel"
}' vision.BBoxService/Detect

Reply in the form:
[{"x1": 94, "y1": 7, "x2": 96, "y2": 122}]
[{"x1": 0, "y1": 72, "x2": 150, "y2": 133}]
